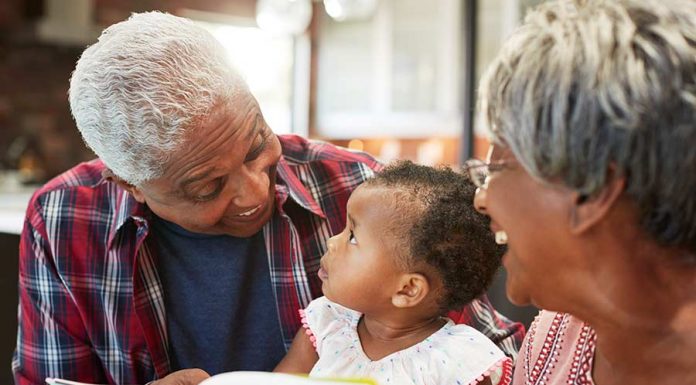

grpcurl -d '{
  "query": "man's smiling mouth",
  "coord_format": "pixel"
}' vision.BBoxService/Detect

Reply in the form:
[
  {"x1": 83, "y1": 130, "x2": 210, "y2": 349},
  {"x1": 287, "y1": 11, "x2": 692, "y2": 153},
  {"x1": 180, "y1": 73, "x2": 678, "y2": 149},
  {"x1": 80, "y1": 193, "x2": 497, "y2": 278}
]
[{"x1": 236, "y1": 205, "x2": 261, "y2": 217}]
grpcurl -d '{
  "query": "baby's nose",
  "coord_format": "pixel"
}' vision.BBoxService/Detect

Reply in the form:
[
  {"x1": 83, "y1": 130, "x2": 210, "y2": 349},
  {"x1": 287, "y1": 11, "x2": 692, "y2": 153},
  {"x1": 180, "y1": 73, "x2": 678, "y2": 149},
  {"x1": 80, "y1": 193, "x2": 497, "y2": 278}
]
[{"x1": 325, "y1": 235, "x2": 339, "y2": 254}]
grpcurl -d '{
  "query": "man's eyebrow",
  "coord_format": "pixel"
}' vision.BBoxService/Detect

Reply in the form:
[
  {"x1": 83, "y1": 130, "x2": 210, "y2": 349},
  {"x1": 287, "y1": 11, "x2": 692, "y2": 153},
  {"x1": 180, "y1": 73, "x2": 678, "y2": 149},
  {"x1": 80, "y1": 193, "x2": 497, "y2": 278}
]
[
  {"x1": 178, "y1": 169, "x2": 216, "y2": 191},
  {"x1": 244, "y1": 113, "x2": 263, "y2": 142},
  {"x1": 172, "y1": 113, "x2": 262, "y2": 196}
]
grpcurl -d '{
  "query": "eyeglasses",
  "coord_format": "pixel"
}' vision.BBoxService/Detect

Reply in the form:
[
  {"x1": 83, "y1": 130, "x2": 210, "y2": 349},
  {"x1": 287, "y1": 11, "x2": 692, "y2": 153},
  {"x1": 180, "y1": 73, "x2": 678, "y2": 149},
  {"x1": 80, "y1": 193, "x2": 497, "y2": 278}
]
[{"x1": 462, "y1": 158, "x2": 508, "y2": 189}]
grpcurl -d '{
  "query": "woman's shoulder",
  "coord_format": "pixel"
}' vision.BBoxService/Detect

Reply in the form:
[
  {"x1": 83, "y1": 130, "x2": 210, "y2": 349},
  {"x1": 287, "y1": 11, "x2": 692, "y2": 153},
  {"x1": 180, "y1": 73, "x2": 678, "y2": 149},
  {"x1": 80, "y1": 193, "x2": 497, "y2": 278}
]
[
  {"x1": 526, "y1": 311, "x2": 592, "y2": 347},
  {"x1": 514, "y1": 310, "x2": 597, "y2": 385}
]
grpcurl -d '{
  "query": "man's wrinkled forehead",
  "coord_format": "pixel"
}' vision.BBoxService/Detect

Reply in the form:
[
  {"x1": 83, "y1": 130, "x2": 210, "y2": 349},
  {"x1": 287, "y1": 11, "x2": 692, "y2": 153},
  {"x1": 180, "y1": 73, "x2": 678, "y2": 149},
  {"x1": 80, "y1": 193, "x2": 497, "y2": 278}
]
[
  {"x1": 191, "y1": 92, "x2": 259, "y2": 134},
  {"x1": 153, "y1": 94, "x2": 263, "y2": 184}
]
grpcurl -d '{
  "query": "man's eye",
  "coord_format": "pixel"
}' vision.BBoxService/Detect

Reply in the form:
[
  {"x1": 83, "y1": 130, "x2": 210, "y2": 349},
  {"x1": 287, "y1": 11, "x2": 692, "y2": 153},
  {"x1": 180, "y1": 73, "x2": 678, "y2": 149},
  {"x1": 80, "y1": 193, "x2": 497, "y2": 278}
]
[
  {"x1": 245, "y1": 131, "x2": 268, "y2": 162},
  {"x1": 348, "y1": 230, "x2": 357, "y2": 245},
  {"x1": 192, "y1": 180, "x2": 223, "y2": 202}
]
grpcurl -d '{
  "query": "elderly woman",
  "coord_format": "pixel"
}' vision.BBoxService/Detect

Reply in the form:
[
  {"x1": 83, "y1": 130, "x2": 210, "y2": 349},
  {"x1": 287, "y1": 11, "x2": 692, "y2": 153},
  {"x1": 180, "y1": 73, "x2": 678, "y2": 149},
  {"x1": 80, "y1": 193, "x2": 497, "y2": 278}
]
[{"x1": 468, "y1": 0, "x2": 696, "y2": 384}]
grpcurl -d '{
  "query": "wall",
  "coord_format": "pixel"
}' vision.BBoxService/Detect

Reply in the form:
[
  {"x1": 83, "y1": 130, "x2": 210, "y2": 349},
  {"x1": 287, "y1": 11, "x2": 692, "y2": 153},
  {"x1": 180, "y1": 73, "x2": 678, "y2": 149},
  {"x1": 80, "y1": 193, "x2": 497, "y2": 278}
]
[
  {"x1": 0, "y1": 0, "x2": 256, "y2": 182},
  {"x1": 0, "y1": 3, "x2": 255, "y2": 384}
]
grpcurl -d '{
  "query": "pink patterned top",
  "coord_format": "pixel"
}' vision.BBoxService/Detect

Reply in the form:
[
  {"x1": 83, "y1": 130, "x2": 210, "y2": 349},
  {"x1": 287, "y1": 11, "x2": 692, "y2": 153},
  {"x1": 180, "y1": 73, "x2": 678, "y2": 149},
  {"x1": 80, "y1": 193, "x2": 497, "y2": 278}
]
[{"x1": 513, "y1": 311, "x2": 597, "y2": 385}]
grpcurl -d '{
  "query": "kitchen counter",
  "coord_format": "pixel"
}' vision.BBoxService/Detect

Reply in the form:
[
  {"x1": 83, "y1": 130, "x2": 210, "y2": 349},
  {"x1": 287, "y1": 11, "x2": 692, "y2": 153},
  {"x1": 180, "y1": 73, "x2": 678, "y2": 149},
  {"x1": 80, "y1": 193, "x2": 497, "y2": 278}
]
[
  {"x1": 0, "y1": 185, "x2": 36, "y2": 235},
  {"x1": 0, "y1": 173, "x2": 32, "y2": 384}
]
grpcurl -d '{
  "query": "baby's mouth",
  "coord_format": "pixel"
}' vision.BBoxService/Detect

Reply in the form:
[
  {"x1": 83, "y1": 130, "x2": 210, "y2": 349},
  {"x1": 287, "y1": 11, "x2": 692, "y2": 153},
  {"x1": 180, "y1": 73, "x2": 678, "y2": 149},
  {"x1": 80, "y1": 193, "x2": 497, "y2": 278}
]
[{"x1": 318, "y1": 266, "x2": 329, "y2": 280}]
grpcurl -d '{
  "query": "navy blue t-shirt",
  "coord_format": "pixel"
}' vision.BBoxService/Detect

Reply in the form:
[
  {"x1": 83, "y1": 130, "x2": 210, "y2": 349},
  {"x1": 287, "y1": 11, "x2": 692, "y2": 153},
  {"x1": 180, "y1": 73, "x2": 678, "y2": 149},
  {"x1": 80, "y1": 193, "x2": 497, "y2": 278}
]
[{"x1": 152, "y1": 217, "x2": 286, "y2": 374}]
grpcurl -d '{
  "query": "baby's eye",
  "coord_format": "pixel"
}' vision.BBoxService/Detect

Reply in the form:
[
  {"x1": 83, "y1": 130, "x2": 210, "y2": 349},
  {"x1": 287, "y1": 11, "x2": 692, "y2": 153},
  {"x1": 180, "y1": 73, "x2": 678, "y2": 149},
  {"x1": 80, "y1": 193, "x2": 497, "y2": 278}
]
[{"x1": 348, "y1": 230, "x2": 357, "y2": 245}]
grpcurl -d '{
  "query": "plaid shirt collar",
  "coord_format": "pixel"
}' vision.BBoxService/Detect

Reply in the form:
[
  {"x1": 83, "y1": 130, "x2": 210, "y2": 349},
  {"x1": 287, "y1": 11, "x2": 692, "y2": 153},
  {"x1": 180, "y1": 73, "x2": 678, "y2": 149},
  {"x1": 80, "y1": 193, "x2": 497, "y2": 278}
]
[
  {"x1": 105, "y1": 179, "x2": 148, "y2": 248},
  {"x1": 275, "y1": 157, "x2": 327, "y2": 219}
]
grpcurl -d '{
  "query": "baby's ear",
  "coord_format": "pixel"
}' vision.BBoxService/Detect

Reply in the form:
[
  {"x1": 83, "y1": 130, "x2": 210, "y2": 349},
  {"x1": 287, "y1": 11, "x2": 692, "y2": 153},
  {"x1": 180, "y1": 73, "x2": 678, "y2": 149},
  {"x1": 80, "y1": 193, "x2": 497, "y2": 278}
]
[{"x1": 391, "y1": 273, "x2": 430, "y2": 308}]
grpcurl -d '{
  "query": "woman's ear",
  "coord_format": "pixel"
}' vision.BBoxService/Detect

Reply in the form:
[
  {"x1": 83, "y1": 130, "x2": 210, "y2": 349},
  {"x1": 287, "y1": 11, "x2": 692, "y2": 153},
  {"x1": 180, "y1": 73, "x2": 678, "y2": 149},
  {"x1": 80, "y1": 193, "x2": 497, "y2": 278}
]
[
  {"x1": 102, "y1": 169, "x2": 147, "y2": 203},
  {"x1": 569, "y1": 176, "x2": 626, "y2": 235},
  {"x1": 391, "y1": 273, "x2": 430, "y2": 308}
]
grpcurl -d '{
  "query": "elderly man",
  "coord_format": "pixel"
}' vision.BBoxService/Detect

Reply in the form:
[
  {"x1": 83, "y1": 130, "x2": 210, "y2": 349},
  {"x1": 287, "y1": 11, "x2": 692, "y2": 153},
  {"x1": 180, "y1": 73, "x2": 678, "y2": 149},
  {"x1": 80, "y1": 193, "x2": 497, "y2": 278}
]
[{"x1": 13, "y1": 12, "x2": 523, "y2": 385}]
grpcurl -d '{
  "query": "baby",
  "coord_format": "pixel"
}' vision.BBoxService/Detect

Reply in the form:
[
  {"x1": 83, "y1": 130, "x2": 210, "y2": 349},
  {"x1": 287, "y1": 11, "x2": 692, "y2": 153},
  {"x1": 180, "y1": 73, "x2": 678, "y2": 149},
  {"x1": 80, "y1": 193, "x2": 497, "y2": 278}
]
[{"x1": 275, "y1": 161, "x2": 511, "y2": 385}]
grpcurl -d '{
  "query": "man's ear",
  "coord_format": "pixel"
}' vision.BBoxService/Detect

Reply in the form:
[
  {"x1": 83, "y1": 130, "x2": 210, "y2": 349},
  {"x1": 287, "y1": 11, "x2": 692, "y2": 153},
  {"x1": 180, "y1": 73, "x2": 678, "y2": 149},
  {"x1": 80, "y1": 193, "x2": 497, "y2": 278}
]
[
  {"x1": 391, "y1": 273, "x2": 430, "y2": 309},
  {"x1": 569, "y1": 175, "x2": 626, "y2": 235},
  {"x1": 102, "y1": 169, "x2": 147, "y2": 204}
]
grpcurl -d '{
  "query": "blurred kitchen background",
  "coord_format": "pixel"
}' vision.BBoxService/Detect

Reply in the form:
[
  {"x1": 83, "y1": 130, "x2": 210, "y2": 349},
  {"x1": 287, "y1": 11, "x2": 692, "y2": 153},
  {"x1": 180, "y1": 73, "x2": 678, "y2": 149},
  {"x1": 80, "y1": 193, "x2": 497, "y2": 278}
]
[{"x1": 0, "y1": 1, "x2": 544, "y2": 382}]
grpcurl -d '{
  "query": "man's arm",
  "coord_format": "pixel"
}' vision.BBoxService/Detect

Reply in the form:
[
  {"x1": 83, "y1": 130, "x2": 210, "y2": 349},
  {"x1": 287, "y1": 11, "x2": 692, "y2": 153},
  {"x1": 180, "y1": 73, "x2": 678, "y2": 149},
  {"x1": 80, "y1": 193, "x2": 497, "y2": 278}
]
[
  {"x1": 13, "y1": 200, "x2": 109, "y2": 385},
  {"x1": 273, "y1": 329, "x2": 319, "y2": 374}
]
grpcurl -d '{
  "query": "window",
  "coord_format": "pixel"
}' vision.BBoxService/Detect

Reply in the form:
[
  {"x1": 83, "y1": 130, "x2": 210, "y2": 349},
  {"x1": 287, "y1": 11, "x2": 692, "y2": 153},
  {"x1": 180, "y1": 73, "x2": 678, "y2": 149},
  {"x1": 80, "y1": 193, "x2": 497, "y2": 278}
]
[
  {"x1": 315, "y1": 0, "x2": 463, "y2": 139},
  {"x1": 472, "y1": 0, "x2": 546, "y2": 158},
  {"x1": 186, "y1": 11, "x2": 309, "y2": 135}
]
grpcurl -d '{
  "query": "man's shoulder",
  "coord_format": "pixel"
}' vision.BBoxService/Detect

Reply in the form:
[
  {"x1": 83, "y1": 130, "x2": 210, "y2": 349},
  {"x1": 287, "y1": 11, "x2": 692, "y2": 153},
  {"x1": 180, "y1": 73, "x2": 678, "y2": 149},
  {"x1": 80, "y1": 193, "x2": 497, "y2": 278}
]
[
  {"x1": 36, "y1": 159, "x2": 107, "y2": 194},
  {"x1": 278, "y1": 134, "x2": 383, "y2": 171},
  {"x1": 276, "y1": 135, "x2": 383, "y2": 216},
  {"x1": 27, "y1": 159, "x2": 127, "y2": 222}
]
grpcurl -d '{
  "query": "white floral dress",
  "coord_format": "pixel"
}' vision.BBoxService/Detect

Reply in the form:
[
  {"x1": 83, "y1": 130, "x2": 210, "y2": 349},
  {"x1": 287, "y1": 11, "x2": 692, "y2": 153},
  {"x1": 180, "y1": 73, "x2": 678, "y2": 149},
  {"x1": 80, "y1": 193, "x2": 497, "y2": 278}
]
[{"x1": 301, "y1": 296, "x2": 512, "y2": 385}]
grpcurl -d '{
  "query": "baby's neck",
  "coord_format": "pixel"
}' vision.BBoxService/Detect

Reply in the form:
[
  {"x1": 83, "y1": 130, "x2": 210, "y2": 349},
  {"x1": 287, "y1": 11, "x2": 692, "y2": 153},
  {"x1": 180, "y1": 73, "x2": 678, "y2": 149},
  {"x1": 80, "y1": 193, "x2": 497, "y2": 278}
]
[{"x1": 357, "y1": 314, "x2": 447, "y2": 361}]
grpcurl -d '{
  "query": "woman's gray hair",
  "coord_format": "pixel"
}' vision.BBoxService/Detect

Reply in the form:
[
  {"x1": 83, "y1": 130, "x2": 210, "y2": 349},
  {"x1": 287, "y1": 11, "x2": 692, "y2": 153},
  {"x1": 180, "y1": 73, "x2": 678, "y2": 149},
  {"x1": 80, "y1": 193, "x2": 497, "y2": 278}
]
[
  {"x1": 479, "y1": 0, "x2": 696, "y2": 253},
  {"x1": 69, "y1": 11, "x2": 247, "y2": 186}
]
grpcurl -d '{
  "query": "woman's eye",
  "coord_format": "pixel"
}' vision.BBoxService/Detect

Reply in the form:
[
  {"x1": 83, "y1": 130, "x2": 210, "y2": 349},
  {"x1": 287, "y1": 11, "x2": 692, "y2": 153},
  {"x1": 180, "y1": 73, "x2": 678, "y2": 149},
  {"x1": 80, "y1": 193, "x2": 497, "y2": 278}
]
[{"x1": 348, "y1": 230, "x2": 357, "y2": 245}]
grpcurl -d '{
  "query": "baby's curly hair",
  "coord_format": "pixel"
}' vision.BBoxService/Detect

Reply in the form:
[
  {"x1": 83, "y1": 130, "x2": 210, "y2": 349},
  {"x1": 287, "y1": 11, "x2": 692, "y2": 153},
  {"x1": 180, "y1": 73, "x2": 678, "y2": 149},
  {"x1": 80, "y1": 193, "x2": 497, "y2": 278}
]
[{"x1": 363, "y1": 160, "x2": 504, "y2": 312}]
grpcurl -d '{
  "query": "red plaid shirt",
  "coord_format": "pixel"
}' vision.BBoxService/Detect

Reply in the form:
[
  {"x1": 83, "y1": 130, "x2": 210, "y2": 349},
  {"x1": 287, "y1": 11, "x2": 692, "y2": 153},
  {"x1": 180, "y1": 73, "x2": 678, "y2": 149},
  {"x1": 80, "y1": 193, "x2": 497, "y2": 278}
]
[{"x1": 13, "y1": 135, "x2": 524, "y2": 385}]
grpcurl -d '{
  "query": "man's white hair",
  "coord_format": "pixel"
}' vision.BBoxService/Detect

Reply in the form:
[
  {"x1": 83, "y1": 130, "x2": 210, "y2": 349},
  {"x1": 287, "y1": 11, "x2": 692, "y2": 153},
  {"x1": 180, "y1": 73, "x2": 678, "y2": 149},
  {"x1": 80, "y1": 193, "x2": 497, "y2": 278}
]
[
  {"x1": 478, "y1": 0, "x2": 696, "y2": 254},
  {"x1": 69, "y1": 11, "x2": 248, "y2": 186}
]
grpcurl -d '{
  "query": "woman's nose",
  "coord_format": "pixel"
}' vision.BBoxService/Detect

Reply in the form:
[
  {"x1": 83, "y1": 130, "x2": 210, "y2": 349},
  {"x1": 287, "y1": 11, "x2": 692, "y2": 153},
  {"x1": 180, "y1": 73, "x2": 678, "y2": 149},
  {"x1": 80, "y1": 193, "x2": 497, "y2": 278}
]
[{"x1": 473, "y1": 187, "x2": 488, "y2": 215}]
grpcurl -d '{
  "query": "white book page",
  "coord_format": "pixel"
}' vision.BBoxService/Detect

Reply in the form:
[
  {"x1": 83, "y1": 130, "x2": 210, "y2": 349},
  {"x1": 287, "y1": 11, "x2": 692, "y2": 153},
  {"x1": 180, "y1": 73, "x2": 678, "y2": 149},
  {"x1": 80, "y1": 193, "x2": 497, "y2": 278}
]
[
  {"x1": 46, "y1": 378, "x2": 108, "y2": 385},
  {"x1": 47, "y1": 373, "x2": 375, "y2": 385},
  {"x1": 201, "y1": 372, "x2": 375, "y2": 385}
]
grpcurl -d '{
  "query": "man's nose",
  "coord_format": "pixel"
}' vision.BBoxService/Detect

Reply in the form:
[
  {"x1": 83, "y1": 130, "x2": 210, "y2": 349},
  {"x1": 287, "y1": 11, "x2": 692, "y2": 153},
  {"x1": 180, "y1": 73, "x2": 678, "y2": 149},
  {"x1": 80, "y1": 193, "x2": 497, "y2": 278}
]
[
  {"x1": 231, "y1": 168, "x2": 267, "y2": 207},
  {"x1": 473, "y1": 187, "x2": 488, "y2": 215}
]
